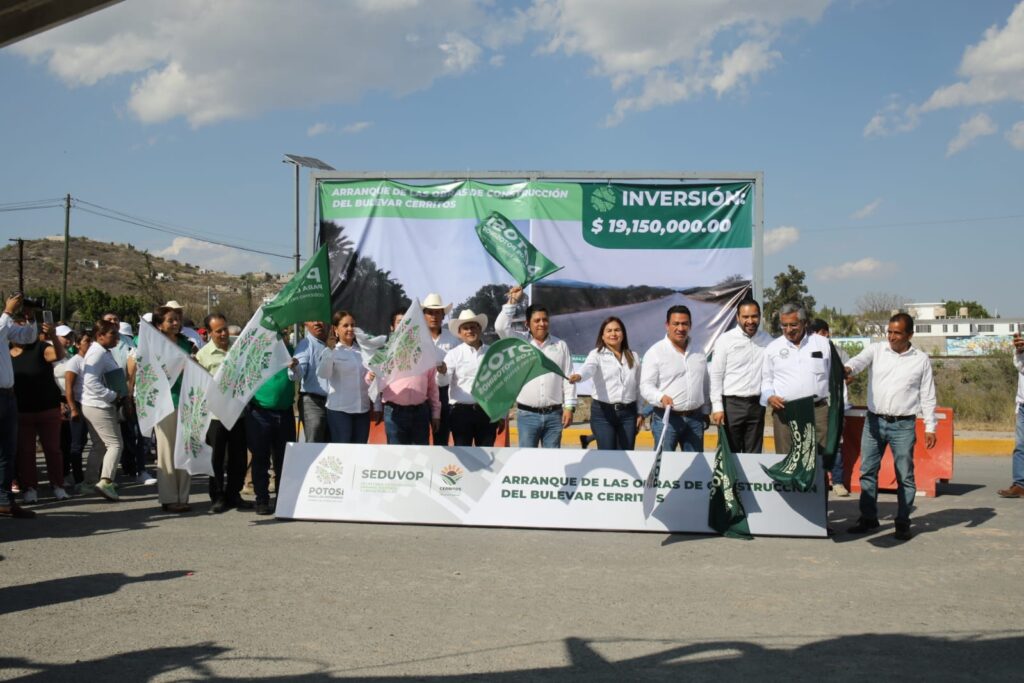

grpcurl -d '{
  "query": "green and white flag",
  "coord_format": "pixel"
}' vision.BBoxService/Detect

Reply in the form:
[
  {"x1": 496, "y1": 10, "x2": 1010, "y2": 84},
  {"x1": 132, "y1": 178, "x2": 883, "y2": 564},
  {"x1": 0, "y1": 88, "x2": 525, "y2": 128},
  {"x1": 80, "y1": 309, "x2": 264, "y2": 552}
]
[
  {"x1": 174, "y1": 359, "x2": 214, "y2": 476},
  {"x1": 133, "y1": 320, "x2": 187, "y2": 434},
  {"x1": 475, "y1": 211, "x2": 563, "y2": 286},
  {"x1": 206, "y1": 306, "x2": 292, "y2": 430},
  {"x1": 471, "y1": 337, "x2": 567, "y2": 422},
  {"x1": 763, "y1": 395, "x2": 818, "y2": 492},
  {"x1": 368, "y1": 297, "x2": 442, "y2": 387},
  {"x1": 260, "y1": 245, "x2": 332, "y2": 330},
  {"x1": 820, "y1": 341, "x2": 846, "y2": 472},
  {"x1": 708, "y1": 426, "x2": 752, "y2": 539},
  {"x1": 642, "y1": 405, "x2": 671, "y2": 519}
]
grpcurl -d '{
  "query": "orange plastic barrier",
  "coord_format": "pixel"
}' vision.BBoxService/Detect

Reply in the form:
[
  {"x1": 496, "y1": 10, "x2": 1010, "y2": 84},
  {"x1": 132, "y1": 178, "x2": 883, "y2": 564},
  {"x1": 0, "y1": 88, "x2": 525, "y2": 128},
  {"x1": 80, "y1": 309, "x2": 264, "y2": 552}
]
[
  {"x1": 840, "y1": 407, "x2": 954, "y2": 497},
  {"x1": 367, "y1": 416, "x2": 510, "y2": 446}
]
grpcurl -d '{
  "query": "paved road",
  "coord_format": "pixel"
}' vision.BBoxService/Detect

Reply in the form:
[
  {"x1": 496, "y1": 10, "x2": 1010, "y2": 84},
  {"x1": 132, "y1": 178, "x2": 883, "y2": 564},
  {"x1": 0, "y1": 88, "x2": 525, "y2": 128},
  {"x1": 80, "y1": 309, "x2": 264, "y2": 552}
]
[{"x1": 2, "y1": 456, "x2": 1022, "y2": 681}]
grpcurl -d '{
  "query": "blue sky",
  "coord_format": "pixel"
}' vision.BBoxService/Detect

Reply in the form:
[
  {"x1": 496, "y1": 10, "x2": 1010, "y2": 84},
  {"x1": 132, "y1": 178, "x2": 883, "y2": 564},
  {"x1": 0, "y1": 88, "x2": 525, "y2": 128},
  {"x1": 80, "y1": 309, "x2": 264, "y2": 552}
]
[{"x1": 2, "y1": 0, "x2": 1022, "y2": 316}]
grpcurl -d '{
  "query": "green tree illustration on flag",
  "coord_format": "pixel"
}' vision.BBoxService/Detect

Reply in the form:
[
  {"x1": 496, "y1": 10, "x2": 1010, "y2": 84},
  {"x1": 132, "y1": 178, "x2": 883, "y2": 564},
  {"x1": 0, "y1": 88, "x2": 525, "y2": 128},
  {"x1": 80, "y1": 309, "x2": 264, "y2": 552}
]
[
  {"x1": 708, "y1": 426, "x2": 752, "y2": 539},
  {"x1": 179, "y1": 385, "x2": 209, "y2": 460},
  {"x1": 217, "y1": 326, "x2": 277, "y2": 399}
]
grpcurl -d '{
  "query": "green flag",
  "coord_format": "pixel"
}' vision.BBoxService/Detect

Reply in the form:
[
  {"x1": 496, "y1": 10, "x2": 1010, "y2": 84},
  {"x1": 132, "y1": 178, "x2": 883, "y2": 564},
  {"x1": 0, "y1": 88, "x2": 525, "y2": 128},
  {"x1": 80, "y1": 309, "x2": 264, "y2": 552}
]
[
  {"x1": 820, "y1": 342, "x2": 846, "y2": 471},
  {"x1": 708, "y1": 426, "x2": 752, "y2": 539},
  {"x1": 475, "y1": 211, "x2": 563, "y2": 286},
  {"x1": 260, "y1": 245, "x2": 332, "y2": 330},
  {"x1": 763, "y1": 395, "x2": 818, "y2": 492},
  {"x1": 471, "y1": 337, "x2": 567, "y2": 422}
]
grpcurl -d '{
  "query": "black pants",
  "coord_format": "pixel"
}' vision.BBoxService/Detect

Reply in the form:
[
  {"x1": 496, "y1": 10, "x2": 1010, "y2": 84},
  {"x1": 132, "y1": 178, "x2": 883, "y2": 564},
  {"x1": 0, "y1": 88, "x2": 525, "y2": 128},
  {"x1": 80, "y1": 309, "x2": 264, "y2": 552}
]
[
  {"x1": 432, "y1": 385, "x2": 452, "y2": 446},
  {"x1": 209, "y1": 418, "x2": 247, "y2": 503},
  {"x1": 450, "y1": 404, "x2": 496, "y2": 447},
  {"x1": 723, "y1": 395, "x2": 766, "y2": 454}
]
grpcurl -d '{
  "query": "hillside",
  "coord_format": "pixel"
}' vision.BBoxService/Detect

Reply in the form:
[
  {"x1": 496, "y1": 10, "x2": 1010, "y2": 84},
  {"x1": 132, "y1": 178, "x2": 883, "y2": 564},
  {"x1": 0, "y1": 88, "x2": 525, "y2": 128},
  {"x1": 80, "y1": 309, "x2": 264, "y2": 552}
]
[{"x1": 0, "y1": 237, "x2": 289, "y2": 325}]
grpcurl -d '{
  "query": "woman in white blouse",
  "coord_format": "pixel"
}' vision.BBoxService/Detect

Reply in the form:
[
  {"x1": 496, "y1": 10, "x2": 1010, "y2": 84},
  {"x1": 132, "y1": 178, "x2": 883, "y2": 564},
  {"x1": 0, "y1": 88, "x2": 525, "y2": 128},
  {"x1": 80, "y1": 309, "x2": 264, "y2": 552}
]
[
  {"x1": 569, "y1": 317, "x2": 643, "y2": 450},
  {"x1": 80, "y1": 320, "x2": 124, "y2": 501},
  {"x1": 317, "y1": 310, "x2": 373, "y2": 443}
]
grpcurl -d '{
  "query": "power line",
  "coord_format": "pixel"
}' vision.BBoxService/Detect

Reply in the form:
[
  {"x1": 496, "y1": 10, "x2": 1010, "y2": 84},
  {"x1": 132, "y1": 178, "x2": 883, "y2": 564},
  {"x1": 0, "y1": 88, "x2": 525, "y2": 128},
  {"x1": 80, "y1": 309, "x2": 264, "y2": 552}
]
[{"x1": 802, "y1": 213, "x2": 1024, "y2": 233}]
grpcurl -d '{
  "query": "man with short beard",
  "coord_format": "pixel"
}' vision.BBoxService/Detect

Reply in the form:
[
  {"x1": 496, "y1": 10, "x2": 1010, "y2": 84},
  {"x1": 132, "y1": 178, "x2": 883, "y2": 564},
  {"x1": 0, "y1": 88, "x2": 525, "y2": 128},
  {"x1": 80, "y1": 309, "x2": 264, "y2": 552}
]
[{"x1": 709, "y1": 298, "x2": 773, "y2": 454}]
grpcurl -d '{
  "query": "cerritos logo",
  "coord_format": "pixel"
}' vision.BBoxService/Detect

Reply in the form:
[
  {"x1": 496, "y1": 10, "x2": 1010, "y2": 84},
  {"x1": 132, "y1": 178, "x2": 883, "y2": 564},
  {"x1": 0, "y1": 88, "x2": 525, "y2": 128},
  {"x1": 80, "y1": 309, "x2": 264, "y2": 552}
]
[
  {"x1": 308, "y1": 454, "x2": 345, "y2": 501},
  {"x1": 438, "y1": 464, "x2": 464, "y2": 497}
]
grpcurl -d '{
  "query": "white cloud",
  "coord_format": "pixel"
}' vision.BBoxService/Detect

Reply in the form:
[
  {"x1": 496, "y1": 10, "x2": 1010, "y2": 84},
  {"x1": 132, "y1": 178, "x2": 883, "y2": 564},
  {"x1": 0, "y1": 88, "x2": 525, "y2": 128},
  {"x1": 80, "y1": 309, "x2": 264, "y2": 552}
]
[
  {"x1": 155, "y1": 237, "x2": 273, "y2": 275},
  {"x1": 815, "y1": 257, "x2": 893, "y2": 281},
  {"x1": 851, "y1": 198, "x2": 882, "y2": 220},
  {"x1": 764, "y1": 225, "x2": 799, "y2": 254},
  {"x1": 922, "y1": 2, "x2": 1024, "y2": 112},
  {"x1": 10, "y1": 0, "x2": 489, "y2": 128},
  {"x1": 863, "y1": 97, "x2": 920, "y2": 137},
  {"x1": 342, "y1": 121, "x2": 373, "y2": 134},
  {"x1": 1006, "y1": 121, "x2": 1024, "y2": 150},
  {"x1": 946, "y1": 112, "x2": 997, "y2": 156},
  {"x1": 307, "y1": 122, "x2": 332, "y2": 137}
]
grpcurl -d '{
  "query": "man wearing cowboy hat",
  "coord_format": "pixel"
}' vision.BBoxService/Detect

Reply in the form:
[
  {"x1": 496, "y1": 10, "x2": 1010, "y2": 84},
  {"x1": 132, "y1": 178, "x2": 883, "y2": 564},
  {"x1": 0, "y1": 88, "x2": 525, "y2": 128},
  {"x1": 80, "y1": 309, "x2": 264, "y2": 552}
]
[
  {"x1": 439, "y1": 309, "x2": 504, "y2": 446},
  {"x1": 422, "y1": 293, "x2": 459, "y2": 446},
  {"x1": 496, "y1": 286, "x2": 576, "y2": 448}
]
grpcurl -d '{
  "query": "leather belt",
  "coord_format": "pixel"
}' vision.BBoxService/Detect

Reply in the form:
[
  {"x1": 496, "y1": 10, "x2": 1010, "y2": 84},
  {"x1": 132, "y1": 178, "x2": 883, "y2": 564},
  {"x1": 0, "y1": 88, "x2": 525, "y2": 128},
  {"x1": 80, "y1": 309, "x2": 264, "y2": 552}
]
[
  {"x1": 868, "y1": 411, "x2": 915, "y2": 423},
  {"x1": 666, "y1": 408, "x2": 702, "y2": 417},
  {"x1": 595, "y1": 400, "x2": 636, "y2": 412},
  {"x1": 384, "y1": 401, "x2": 427, "y2": 412},
  {"x1": 516, "y1": 403, "x2": 563, "y2": 415},
  {"x1": 723, "y1": 395, "x2": 760, "y2": 402},
  {"x1": 0, "y1": 386, "x2": 14, "y2": 396}
]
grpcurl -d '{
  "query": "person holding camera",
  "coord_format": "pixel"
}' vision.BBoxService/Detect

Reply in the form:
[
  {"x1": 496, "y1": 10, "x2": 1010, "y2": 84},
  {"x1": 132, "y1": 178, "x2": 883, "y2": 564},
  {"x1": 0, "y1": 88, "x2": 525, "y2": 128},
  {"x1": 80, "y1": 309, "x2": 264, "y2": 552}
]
[{"x1": 1, "y1": 294, "x2": 42, "y2": 518}]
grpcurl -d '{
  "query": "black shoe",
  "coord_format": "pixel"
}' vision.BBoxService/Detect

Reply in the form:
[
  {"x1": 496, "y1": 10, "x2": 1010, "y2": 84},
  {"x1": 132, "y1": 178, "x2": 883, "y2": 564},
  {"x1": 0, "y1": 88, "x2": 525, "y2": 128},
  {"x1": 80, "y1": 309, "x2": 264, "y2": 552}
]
[
  {"x1": 255, "y1": 500, "x2": 273, "y2": 516},
  {"x1": 894, "y1": 522, "x2": 913, "y2": 541},
  {"x1": 210, "y1": 498, "x2": 228, "y2": 514},
  {"x1": 233, "y1": 499, "x2": 254, "y2": 510},
  {"x1": 847, "y1": 517, "x2": 880, "y2": 534}
]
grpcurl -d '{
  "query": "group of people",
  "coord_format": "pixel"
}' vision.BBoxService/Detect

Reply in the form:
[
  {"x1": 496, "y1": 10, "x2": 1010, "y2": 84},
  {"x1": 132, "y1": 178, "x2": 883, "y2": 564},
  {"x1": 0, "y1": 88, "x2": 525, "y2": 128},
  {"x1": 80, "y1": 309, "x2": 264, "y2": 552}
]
[{"x1": 9, "y1": 282, "x2": 1019, "y2": 542}]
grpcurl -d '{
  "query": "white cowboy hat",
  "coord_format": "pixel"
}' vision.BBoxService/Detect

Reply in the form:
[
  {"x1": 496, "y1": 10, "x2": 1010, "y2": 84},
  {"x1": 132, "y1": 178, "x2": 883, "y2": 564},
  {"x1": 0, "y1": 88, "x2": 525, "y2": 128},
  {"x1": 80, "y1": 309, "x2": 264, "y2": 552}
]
[
  {"x1": 448, "y1": 309, "x2": 487, "y2": 336},
  {"x1": 162, "y1": 300, "x2": 184, "y2": 310},
  {"x1": 118, "y1": 322, "x2": 133, "y2": 337},
  {"x1": 421, "y1": 293, "x2": 452, "y2": 313},
  {"x1": 142, "y1": 312, "x2": 153, "y2": 323},
  {"x1": 55, "y1": 325, "x2": 73, "y2": 337}
]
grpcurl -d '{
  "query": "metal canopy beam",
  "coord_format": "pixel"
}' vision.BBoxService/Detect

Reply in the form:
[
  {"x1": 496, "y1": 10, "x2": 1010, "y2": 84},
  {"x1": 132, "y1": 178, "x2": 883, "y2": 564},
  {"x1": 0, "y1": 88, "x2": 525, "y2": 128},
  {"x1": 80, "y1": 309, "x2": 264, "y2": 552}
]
[{"x1": 0, "y1": 0, "x2": 123, "y2": 49}]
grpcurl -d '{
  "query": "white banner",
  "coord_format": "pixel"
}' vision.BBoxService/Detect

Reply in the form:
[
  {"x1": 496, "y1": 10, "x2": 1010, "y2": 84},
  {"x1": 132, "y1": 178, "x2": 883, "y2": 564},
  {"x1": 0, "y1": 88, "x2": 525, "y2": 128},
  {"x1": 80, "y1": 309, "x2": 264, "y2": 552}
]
[
  {"x1": 133, "y1": 321, "x2": 185, "y2": 434},
  {"x1": 174, "y1": 359, "x2": 214, "y2": 476},
  {"x1": 276, "y1": 444, "x2": 826, "y2": 537}
]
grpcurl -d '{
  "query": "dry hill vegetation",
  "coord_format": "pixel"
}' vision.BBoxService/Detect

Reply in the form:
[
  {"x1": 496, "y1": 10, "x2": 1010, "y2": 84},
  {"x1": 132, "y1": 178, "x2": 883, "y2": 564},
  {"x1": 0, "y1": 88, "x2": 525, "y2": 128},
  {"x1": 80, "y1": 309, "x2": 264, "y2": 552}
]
[{"x1": 0, "y1": 237, "x2": 286, "y2": 326}]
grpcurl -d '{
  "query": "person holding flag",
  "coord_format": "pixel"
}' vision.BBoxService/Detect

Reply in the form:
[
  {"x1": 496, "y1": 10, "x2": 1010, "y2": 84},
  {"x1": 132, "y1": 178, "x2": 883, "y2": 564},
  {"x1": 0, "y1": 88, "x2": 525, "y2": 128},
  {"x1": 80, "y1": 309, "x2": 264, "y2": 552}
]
[
  {"x1": 439, "y1": 310, "x2": 503, "y2": 447},
  {"x1": 246, "y1": 331, "x2": 298, "y2": 516},
  {"x1": 317, "y1": 311, "x2": 374, "y2": 444},
  {"x1": 495, "y1": 287, "x2": 576, "y2": 448},
  {"x1": 421, "y1": 293, "x2": 459, "y2": 446},
  {"x1": 368, "y1": 306, "x2": 441, "y2": 446}
]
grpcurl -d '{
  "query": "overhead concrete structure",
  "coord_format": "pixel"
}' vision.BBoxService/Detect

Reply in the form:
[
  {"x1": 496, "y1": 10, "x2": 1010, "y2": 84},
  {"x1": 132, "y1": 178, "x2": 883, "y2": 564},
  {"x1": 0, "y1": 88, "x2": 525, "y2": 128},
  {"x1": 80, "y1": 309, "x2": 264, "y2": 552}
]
[{"x1": 0, "y1": 0, "x2": 122, "y2": 49}]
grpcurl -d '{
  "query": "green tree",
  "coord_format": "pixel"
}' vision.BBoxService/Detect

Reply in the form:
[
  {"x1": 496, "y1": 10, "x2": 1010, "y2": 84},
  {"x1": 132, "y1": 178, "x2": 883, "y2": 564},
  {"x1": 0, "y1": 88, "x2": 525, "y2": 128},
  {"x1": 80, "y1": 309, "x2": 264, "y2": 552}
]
[
  {"x1": 945, "y1": 299, "x2": 991, "y2": 319},
  {"x1": 762, "y1": 265, "x2": 816, "y2": 335},
  {"x1": 817, "y1": 305, "x2": 861, "y2": 336}
]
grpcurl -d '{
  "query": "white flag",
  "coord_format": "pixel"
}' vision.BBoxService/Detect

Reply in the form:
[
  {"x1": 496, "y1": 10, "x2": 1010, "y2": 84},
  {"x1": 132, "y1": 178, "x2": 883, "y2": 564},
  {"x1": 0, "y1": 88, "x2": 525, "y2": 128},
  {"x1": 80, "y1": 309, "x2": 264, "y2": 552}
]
[
  {"x1": 174, "y1": 359, "x2": 214, "y2": 476},
  {"x1": 133, "y1": 321, "x2": 187, "y2": 434},
  {"x1": 367, "y1": 298, "x2": 442, "y2": 385},
  {"x1": 205, "y1": 306, "x2": 292, "y2": 429}
]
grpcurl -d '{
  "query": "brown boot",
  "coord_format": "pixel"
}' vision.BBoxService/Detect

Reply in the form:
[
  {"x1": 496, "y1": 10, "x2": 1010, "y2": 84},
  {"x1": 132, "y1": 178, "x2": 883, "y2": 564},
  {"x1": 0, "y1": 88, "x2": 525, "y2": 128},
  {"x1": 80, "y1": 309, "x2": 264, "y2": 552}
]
[{"x1": 997, "y1": 484, "x2": 1024, "y2": 498}]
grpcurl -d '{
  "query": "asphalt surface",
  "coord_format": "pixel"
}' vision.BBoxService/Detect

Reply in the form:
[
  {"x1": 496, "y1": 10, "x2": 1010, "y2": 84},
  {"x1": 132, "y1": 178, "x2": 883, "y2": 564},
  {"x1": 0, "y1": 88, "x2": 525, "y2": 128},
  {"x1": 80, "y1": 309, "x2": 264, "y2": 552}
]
[{"x1": 2, "y1": 455, "x2": 1022, "y2": 681}]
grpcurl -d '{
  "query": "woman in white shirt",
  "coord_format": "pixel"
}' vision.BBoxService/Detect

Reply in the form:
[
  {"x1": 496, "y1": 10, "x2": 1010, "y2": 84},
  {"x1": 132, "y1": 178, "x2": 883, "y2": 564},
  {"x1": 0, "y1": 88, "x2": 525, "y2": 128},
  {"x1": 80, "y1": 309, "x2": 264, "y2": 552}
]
[
  {"x1": 317, "y1": 310, "x2": 372, "y2": 443},
  {"x1": 81, "y1": 320, "x2": 124, "y2": 501},
  {"x1": 569, "y1": 317, "x2": 643, "y2": 450},
  {"x1": 63, "y1": 330, "x2": 93, "y2": 489}
]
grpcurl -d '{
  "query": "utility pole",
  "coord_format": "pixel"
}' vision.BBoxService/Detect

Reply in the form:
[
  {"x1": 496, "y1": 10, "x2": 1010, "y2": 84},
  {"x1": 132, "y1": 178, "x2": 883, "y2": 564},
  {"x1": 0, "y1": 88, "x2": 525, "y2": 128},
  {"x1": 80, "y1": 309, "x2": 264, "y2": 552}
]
[
  {"x1": 61, "y1": 193, "x2": 71, "y2": 321},
  {"x1": 207, "y1": 286, "x2": 211, "y2": 316},
  {"x1": 7, "y1": 238, "x2": 25, "y2": 293}
]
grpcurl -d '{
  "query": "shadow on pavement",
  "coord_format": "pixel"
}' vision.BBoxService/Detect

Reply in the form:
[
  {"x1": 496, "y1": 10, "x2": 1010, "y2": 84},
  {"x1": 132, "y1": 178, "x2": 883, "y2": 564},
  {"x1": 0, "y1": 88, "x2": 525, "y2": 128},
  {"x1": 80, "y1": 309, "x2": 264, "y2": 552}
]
[
  {"x1": 1, "y1": 633, "x2": 1022, "y2": 680},
  {"x1": 0, "y1": 570, "x2": 192, "y2": 616}
]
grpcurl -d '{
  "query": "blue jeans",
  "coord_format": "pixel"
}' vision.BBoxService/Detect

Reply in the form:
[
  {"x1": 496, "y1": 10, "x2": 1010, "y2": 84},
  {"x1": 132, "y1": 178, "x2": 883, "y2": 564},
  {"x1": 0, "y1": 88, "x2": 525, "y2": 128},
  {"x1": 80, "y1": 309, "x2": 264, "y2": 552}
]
[
  {"x1": 590, "y1": 401, "x2": 638, "y2": 450},
  {"x1": 517, "y1": 409, "x2": 563, "y2": 448},
  {"x1": 859, "y1": 413, "x2": 917, "y2": 523},
  {"x1": 66, "y1": 415, "x2": 89, "y2": 483},
  {"x1": 0, "y1": 391, "x2": 17, "y2": 505},
  {"x1": 384, "y1": 403, "x2": 430, "y2": 445},
  {"x1": 327, "y1": 409, "x2": 370, "y2": 444},
  {"x1": 651, "y1": 411, "x2": 705, "y2": 452},
  {"x1": 1013, "y1": 404, "x2": 1024, "y2": 487},
  {"x1": 245, "y1": 406, "x2": 296, "y2": 503}
]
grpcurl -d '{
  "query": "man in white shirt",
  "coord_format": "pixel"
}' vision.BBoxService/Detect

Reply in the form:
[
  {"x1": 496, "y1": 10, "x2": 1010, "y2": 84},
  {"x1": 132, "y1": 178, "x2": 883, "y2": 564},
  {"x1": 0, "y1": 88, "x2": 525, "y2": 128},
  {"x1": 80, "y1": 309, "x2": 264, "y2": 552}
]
[
  {"x1": 422, "y1": 293, "x2": 459, "y2": 446},
  {"x1": 844, "y1": 313, "x2": 936, "y2": 541},
  {"x1": 497, "y1": 287, "x2": 576, "y2": 449},
  {"x1": 640, "y1": 305, "x2": 710, "y2": 452},
  {"x1": 440, "y1": 310, "x2": 503, "y2": 447},
  {"x1": 710, "y1": 298, "x2": 772, "y2": 454},
  {"x1": 761, "y1": 303, "x2": 832, "y2": 455},
  {"x1": 997, "y1": 332, "x2": 1024, "y2": 499},
  {"x1": 1, "y1": 294, "x2": 40, "y2": 518}
]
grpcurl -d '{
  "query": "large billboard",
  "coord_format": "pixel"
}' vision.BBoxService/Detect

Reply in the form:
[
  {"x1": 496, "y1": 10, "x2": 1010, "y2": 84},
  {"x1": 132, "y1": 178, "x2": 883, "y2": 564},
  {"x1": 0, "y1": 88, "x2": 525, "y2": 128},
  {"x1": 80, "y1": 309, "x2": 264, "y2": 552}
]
[{"x1": 318, "y1": 177, "x2": 759, "y2": 357}]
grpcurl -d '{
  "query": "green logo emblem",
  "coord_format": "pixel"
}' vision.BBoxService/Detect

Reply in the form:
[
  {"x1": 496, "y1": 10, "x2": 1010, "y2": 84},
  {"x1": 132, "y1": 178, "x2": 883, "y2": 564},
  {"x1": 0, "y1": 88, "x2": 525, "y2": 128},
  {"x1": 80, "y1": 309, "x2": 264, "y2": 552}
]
[{"x1": 590, "y1": 185, "x2": 617, "y2": 213}]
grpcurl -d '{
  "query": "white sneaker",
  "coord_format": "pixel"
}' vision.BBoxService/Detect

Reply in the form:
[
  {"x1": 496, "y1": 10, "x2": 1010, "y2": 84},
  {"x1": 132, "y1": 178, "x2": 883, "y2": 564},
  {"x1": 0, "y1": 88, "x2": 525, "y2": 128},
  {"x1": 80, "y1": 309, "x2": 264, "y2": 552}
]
[
  {"x1": 53, "y1": 487, "x2": 70, "y2": 500},
  {"x1": 136, "y1": 471, "x2": 157, "y2": 485},
  {"x1": 23, "y1": 488, "x2": 38, "y2": 504},
  {"x1": 832, "y1": 483, "x2": 850, "y2": 497}
]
